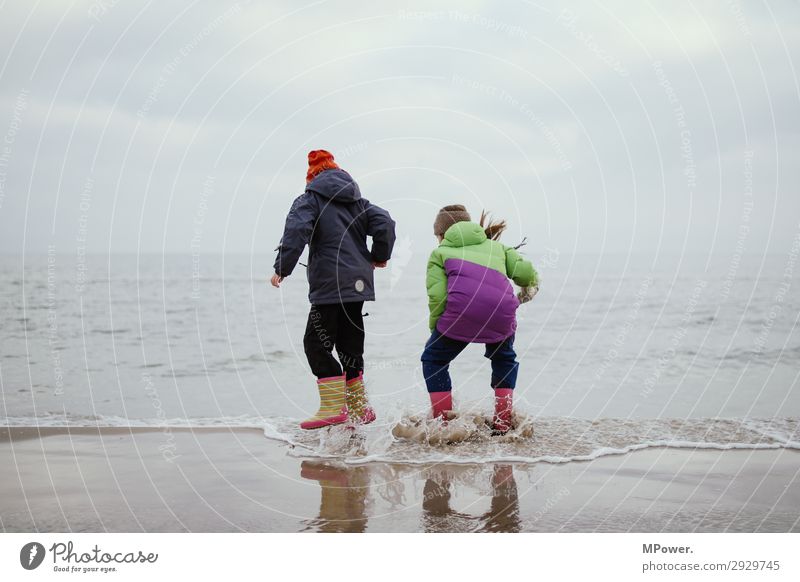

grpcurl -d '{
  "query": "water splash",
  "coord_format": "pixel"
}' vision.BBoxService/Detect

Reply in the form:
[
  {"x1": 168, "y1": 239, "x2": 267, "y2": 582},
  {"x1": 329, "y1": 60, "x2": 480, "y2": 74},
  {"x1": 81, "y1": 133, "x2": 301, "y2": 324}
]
[
  {"x1": 4, "y1": 412, "x2": 798, "y2": 466},
  {"x1": 262, "y1": 415, "x2": 800, "y2": 465}
]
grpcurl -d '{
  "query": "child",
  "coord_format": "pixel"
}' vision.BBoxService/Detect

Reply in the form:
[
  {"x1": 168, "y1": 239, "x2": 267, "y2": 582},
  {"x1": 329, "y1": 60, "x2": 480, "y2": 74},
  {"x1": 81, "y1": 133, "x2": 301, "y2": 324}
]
[
  {"x1": 421, "y1": 205, "x2": 538, "y2": 434},
  {"x1": 271, "y1": 150, "x2": 396, "y2": 429}
]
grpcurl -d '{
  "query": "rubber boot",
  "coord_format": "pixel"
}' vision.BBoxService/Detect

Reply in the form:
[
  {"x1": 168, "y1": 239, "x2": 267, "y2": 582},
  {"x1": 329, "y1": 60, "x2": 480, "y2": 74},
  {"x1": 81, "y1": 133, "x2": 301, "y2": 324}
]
[
  {"x1": 492, "y1": 388, "x2": 514, "y2": 435},
  {"x1": 300, "y1": 375, "x2": 348, "y2": 430},
  {"x1": 429, "y1": 391, "x2": 453, "y2": 420},
  {"x1": 345, "y1": 373, "x2": 376, "y2": 424}
]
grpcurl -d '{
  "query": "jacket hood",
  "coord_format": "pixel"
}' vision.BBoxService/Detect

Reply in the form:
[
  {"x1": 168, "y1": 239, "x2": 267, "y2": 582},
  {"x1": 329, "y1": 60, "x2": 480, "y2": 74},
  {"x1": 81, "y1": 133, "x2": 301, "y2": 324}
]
[
  {"x1": 441, "y1": 221, "x2": 487, "y2": 248},
  {"x1": 306, "y1": 168, "x2": 361, "y2": 202}
]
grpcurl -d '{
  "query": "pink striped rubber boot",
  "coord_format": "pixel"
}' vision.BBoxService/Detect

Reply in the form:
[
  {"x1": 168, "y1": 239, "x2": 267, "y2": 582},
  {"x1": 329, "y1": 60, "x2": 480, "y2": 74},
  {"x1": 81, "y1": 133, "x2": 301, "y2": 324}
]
[
  {"x1": 345, "y1": 373, "x2": 376, "y2": 425},
  {"x1": 430, "y1": 391, "x2": 453, "y2": 420},
  {"x1": 300, "y1": 375, "x2": 349, "y2": 430},
  {"x1": 492, "y1": 388, "x2": 514, "y2": 435}
]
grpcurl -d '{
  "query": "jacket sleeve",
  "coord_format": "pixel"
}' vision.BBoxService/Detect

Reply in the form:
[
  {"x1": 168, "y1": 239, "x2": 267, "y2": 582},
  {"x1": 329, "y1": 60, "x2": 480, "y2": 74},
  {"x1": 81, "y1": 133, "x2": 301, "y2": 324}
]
[
  {"x1": 505, "y1": 245, "x2": 538, "y2": 287},
  {"x1": 273, "y1": 193, "x2": 319, "y2": 277},
  {"x1": 364, "y1": 201, "x2": 396, "y2": 262},
  {"x1": 426, "y1": 249, "x2": 447, "y2": 330}
]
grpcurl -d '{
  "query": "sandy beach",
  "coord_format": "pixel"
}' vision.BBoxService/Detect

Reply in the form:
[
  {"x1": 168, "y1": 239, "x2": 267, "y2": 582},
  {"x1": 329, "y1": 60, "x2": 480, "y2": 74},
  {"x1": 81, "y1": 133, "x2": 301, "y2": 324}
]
[{"x1": 1, "y1": 427, "x2": 798, "y2": 533}]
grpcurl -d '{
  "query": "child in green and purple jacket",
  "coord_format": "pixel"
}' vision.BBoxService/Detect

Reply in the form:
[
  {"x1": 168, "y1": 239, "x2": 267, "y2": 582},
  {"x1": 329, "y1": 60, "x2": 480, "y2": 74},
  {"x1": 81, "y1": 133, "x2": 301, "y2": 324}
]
[{"x1": 421, "y1": 205, "x2": 538, "y2": 434}]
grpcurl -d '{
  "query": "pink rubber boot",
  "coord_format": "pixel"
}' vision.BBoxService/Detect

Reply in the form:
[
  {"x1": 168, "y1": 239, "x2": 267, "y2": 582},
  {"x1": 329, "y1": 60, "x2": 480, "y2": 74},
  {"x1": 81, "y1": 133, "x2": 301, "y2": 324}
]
[
  {"x1": 300, "y1": 375, "x2": 349, "y2": 430},
  {"x1": 345, "y1": 373, "x2": 376, "y2": 425},
  {"x1": 429, "y1": 391, "x2": 453, "y2": 420},
  {"x1": 492, "y1": 388, "x2": 514, "y2": 435}
]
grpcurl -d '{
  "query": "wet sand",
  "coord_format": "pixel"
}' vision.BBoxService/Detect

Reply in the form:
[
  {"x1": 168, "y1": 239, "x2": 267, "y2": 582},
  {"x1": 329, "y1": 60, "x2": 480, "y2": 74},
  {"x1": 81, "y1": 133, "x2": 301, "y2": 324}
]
[{"x1": 1, "y1": 427, "x2": 798, "y2": 532}]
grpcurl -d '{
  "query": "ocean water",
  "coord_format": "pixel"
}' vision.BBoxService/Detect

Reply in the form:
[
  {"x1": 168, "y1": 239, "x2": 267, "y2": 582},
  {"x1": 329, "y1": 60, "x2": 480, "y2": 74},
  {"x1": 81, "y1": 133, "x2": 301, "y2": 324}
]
[{"x1": 1, "y1": 251, "x2": 798, "y2": 463}]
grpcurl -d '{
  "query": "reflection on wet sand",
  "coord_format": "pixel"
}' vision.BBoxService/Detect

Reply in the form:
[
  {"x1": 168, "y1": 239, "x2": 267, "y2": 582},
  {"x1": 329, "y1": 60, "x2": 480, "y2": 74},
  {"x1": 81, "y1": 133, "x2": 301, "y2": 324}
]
[
  {"x1": 301, "y1": 461, "x2": 521, "y2": 533},
  {"x1": 2, "y1": 429, "x2": 797, "y2": 531},
  {"x1": 422, "y1": 464, "x2": 520, "y2": 532},
  {"x1": 300, "y1": 462, "x2": 370, "y2": 532}
]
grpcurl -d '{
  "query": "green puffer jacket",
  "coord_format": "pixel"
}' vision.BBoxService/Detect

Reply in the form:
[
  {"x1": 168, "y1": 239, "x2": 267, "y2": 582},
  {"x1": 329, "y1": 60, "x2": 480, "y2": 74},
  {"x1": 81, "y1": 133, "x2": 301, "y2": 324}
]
[{"x1": 426, "y1": 221, "x2": 538, "y2": 342}]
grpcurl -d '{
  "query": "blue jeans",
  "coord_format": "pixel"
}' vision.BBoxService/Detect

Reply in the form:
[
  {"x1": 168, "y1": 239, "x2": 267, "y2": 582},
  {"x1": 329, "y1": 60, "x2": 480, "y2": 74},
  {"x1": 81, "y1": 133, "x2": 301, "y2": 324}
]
[{"x1": 420, "y1": 329, "x2": 519, "y2": 393}]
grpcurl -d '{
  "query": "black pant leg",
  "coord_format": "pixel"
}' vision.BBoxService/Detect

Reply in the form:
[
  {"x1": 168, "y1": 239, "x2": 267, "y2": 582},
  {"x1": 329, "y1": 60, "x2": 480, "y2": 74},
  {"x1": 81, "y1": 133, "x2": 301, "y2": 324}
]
[
  {"x1": 303, "y1": 304, "x2": 343, "y2": 379},
  {"x1": 335, "y1": 301, "x2": 365, "y2": 380}
]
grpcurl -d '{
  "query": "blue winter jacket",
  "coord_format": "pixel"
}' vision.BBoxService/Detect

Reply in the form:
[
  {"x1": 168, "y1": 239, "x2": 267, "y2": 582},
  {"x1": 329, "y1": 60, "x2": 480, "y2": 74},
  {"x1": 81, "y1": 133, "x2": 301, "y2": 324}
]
[{"x1": 273, "y1": 169, "x2": 396, "y2": 305}]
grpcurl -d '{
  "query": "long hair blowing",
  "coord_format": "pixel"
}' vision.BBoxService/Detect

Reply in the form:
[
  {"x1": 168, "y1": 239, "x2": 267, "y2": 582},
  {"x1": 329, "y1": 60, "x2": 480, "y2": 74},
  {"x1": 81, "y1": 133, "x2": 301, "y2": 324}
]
[{"x1": 479, "y1": 210, "x2": 507, "y2": 241}]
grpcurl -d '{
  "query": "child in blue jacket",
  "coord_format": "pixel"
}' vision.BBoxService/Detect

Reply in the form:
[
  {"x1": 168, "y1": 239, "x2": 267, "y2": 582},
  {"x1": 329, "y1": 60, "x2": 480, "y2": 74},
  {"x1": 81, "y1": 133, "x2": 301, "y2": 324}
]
[{"x1": 271, "y1": 150, "x2": 396, "y2": 429}]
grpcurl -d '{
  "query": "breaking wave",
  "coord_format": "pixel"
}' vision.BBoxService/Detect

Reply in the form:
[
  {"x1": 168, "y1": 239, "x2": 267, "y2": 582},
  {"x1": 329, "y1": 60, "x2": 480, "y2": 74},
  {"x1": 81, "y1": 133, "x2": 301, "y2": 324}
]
[{"x1": 4, "y1": 412, "x2": 798, "y2": 466}]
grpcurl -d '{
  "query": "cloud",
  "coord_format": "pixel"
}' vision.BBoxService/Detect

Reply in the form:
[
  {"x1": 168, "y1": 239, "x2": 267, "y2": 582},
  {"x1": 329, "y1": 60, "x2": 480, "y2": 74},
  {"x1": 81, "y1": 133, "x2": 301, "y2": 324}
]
[{"x1": 0, "y1": 0, "x2": 797, "y2": 257}]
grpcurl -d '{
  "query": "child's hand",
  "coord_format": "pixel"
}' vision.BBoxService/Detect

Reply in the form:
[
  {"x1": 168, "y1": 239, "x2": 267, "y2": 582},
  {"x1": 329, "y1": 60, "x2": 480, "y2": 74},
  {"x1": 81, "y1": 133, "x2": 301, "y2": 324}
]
[
  {"x1": 517, "y1": 285, "x2": 538, "y2": 304},
  {"x1": 372, "y1": 261, "x2": 388, "y2": 269},
  {"x1": 270, "y1": 273, "x2": 284, "y2": 288}
]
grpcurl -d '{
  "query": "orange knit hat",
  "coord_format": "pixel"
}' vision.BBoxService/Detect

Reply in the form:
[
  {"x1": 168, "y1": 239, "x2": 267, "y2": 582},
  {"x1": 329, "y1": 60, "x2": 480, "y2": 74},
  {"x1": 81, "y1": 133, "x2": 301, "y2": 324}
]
[{"x1": 306, "y1": 149, "x2": 339, "y2": 183}]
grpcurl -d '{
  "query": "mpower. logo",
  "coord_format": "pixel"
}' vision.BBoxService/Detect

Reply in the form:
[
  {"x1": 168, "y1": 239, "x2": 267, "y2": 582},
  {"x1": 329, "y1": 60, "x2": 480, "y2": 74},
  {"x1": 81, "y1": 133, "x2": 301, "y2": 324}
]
[{"x1": 20, "y1": 542, "x2": 46, "y2": 570}]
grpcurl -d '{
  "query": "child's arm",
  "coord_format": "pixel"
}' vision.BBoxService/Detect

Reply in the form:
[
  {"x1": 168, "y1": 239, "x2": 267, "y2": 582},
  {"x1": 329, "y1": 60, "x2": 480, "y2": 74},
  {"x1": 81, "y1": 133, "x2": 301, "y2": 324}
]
[
  {"x1": 504, "y1": 246, "x2": 538, "y2": 288},
  {"x1": 273, "y1": 193, "x2": 320, "y2": 278},
  {"x1": 364, "y1": 201, "x2": 396, "y2": 263},
  {"x1": 426, "y1": 250, "x2": 447, "y2": 330}
]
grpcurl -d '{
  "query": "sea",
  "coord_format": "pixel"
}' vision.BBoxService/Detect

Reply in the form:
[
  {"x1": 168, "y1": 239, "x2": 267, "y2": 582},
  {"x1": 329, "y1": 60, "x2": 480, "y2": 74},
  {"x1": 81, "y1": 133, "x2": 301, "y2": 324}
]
[{"x1": 1, "y1": 250, "x2": 798, "y2": 464}]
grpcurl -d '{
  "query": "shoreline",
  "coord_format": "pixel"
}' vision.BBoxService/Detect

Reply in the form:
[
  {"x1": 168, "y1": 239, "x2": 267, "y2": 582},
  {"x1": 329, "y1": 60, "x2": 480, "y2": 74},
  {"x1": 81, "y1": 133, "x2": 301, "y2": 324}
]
[
  {"x1": 1, "y1": 427, "x2": 798, "y2": 532},
  {"x1": 0, "y1": 426, "x2": 265, "y2": 442}
]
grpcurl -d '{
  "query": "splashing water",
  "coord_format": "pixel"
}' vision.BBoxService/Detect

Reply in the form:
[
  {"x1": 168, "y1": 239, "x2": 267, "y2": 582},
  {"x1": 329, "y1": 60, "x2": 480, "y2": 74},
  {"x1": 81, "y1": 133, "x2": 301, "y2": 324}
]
[
  {"x1": 390, "y1": 411, "x2": 535, "y2": 445},
  {"x1": 262, "y1": 414, "x2": 800, "y2": 466}
]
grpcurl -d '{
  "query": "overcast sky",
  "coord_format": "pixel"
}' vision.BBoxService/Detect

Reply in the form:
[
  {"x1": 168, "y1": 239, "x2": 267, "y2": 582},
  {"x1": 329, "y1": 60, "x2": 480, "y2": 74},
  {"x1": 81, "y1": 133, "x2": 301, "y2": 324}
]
[{"x1": 0, "y1": 0, "x2": 798, "y2": 261}]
